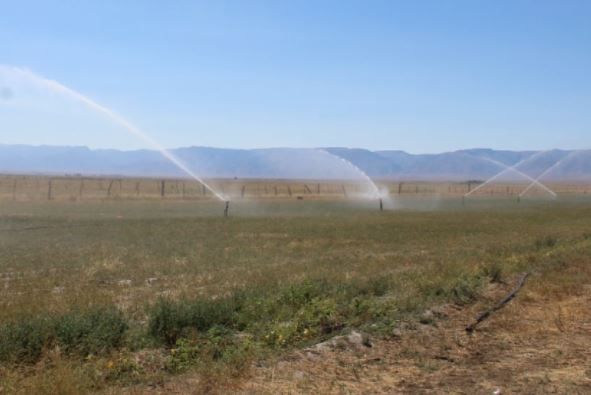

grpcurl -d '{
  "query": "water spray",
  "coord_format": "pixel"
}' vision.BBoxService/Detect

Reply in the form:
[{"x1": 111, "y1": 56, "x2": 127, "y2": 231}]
[
  {"x1": 317, "y1": 149, "x2": 381, "y2": 198},
  {"x1": 463, "y1": 151, "x2": 557, "y2": 199},
  {"x1": 519, "y1": 150, "x2": 586, "y2": 199},
  {"x1": 0, "y1": 65, "x2": 226, "y2": 202}
]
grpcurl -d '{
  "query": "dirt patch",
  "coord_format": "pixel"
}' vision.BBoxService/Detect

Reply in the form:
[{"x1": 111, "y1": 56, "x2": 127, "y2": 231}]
[{"x1": 239, "y1": 276, "x2": 591, "y2": 394}]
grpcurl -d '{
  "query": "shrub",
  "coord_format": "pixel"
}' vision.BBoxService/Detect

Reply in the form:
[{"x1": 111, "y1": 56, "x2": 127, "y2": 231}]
[
  {"x1": 449, "y1": 275, "x2": 482, "y2": 305},
  {"x1": 0, "y1": 317, "x2": 52, "y2": 364},
  {"x1": 55, "y1": 306, "x2": 128, "y2": 356},
  {"x1": 0, "y1": 306, "x2": 128, "y2": 364},
  {"x1": 148, "y1": 297, "x2": 238, "y2": 346},
  {"x1": 279, "y1": 279, "x2": 329, "y2": 308},
  {"x1": 483, "y1": 262, "x2": 504, "y2": 283},
  {"x1": 166, "y1": 326, "x2": 258, "y2": 373}
]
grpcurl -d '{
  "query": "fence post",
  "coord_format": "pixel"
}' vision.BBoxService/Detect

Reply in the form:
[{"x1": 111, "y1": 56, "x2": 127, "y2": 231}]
[
  {"x1": 78, "y1": 179, "x2": 84, "y2": 200},
  {"x1": 160, "y1": 180, "x2": 166, "y2": 198},
  {"x1": 107, "y1": 180, "x2": 115, "y2": 197},
  {"x1": 47, "y1": 179, "x2": 53, "y2": 201}
]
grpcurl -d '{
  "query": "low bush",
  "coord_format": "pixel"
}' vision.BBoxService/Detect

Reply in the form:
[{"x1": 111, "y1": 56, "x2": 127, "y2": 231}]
[
  {"x1": 55, "y1": 306, "x2": 128, "y2": 356},
  {"x1": 148, "y1": 297, "x2": 238, "y2": 346},
  {"x1": 0, "y1": 306, "x2": 128, "y2": 364},
  {"x1": 0, "y1": 316, "x2": 52, "y2": 364}
]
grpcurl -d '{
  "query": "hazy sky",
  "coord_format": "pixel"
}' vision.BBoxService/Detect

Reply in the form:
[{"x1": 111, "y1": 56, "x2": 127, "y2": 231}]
[{"x1": 1, "y1": 0, "x2": 590, "y2": 153}]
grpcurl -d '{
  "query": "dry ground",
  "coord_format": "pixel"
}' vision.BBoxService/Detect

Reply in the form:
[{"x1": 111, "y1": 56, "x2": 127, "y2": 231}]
[
  {"x1": 127, "y1": 263, "x2": 591, "y2": 394},
  {"x1": 2, "y1": 200, "x2": 591, "y2": 394},
  {"x1": 239, "y1": 269, "x2": 591, "y2": 394}
]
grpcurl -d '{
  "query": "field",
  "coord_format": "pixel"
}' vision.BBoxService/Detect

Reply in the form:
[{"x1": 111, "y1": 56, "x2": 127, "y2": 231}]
[{"x1": 0, "y1": 193, "x2": 591, "y2": 393}]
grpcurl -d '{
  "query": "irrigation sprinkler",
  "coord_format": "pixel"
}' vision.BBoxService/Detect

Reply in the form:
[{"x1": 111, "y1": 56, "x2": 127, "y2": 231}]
[
  {"x1": 224, "y1": 201, "x2": 230, "y2": 217},
  {"x1": 379, "y1": 198, "x2": 383, "y2": 211}
]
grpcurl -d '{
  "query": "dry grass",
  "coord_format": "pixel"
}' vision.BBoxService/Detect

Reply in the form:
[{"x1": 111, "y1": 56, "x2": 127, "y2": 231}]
[{"x1": 0, "y1": 198, "x2": 590, "y2": 393}]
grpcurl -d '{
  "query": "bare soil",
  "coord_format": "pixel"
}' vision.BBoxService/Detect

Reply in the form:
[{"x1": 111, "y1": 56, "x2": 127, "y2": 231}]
[{"x1": 238, "y1": 277, "x2": 591, "y2": 394}]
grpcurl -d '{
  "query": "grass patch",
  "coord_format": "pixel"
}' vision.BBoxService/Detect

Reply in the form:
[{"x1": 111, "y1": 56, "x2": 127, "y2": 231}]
[
  {"x1": 1, "y1": 200, "x2": 591, "y2": 391},
  {"x1": 0, "y1": 306, "x2": 128, "y2": 364}
]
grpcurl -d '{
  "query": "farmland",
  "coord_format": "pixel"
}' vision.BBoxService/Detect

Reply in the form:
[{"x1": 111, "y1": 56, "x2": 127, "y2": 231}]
[{"x1": 0, "y1": 187, "x2": 590, "y2": 393}]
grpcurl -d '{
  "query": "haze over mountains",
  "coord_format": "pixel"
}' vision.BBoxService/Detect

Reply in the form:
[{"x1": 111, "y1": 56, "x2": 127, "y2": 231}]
[{"x1": 0, "y1": 144, "x2": 589, "y2": 182}]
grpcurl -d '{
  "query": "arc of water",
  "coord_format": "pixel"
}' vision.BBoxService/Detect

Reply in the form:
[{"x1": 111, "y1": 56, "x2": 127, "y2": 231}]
[
  {"x1": 519, "y1": 150, "x2": 585, "y2": 197},
  {"x1": 317, "y1": 149, "x2": 381, "y2": 198},
  {"x1": 472, "y1": 155, "x2": 557, "y2": 197},
  {"x1": 1, "y1": 65, "x2": 226, "y2": 201},
  {"x1": 464, "y1": 151, "x2": 557, "y2": 198}
]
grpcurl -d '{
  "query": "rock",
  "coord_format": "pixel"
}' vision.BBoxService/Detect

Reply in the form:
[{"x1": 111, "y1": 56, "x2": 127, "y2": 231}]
[
  {"x1": 306, "y1": 330, "x2": 372, "y2": 354},
  {"x1": 347, "y1": 330, "x2": 372, "y2": 348},
  {"x1": 430, "y1": 304, "x2": 451, "y2": 318},
  {"x1": 420, "y1": 309, "x2": 435, "y2": 325},
  {"x1": 145, "y1": 277, "x2": 158, "y2": 285},
  {"x1": 392, "y1": 328, "x2": 403, "y2": 339},
  {"x1": 118, "y1": 279, "x2": 132, "y2": 286}
]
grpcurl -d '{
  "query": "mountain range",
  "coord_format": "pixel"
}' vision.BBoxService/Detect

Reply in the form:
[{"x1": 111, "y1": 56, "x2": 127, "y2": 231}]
[{"x1": 0, "y1": 144, "x2": 589, "y2": 182}]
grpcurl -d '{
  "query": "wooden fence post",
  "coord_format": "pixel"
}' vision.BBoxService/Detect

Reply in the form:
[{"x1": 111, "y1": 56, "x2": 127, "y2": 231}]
[
  {"x1": 47, "y1": 179, "x2": 53, "y2": 201},
  {"x1": 78, "y1": 179, "x2": 84, "y2": 200},
  {"x1": 107, "y1": 180, "x2": 115, "y2": 197}
]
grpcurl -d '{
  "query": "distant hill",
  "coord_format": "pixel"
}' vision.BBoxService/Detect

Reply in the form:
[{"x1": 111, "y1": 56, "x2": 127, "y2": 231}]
[{"x1": 0, "y1": 144, "x2": 589, "y2": 181}]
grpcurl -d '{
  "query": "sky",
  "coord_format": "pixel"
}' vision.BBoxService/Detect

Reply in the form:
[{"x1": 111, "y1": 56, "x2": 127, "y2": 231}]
[{"x1": 1, "y1": 0, "x2": 590, "y2": 153}]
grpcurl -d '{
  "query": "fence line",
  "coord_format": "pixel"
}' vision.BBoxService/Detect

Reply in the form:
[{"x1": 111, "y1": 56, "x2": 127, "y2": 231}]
[{"x1": 0, "y1": 175, "x2": 589, "y2": 201}]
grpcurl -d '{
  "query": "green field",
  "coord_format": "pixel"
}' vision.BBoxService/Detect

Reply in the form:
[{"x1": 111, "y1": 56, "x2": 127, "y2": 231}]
[{"x1": 1, "y1": 199, "x2": 590, "y2": 393}]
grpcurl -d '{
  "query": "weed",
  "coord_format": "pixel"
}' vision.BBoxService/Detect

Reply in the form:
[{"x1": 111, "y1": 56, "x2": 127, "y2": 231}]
[
  {"x1": 535, "y1": 235, "x2": 558, "y2": 249},
  {"x1": 148, "y1": 297, "x2": 237, "y2": 346},
  {"x1": 55, "y1": 306, "x2": 128, "y2": 356},
  {"x1": 483, "y1": 262, "x2": 504, "y2": 283},
  {"x1": 0, "y1": 307, "x2": 128, "y2": 364}
]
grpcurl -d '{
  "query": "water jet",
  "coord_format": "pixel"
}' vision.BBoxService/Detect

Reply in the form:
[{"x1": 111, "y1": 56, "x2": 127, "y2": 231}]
[{"x1": 0, "y1": 65, "x2": 226, "y2": 202}]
